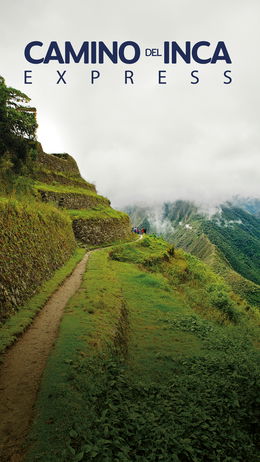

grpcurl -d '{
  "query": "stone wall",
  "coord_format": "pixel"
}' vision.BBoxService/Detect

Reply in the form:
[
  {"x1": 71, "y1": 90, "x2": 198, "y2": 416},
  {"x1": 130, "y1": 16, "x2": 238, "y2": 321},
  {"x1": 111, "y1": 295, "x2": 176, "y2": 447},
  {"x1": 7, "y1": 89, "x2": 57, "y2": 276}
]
[
  {"x1": 0, "y1": 200, "x2": 76, "y2": 322},
  {"x1": 38, "y1": 190, "x2": 110, "y2": 209},
  {"x1": 36, "y1": 144, "x2": 80, "y2": 176},
  {"x1": 72, "y1": 216, "x2": 132, "y2": 245}
]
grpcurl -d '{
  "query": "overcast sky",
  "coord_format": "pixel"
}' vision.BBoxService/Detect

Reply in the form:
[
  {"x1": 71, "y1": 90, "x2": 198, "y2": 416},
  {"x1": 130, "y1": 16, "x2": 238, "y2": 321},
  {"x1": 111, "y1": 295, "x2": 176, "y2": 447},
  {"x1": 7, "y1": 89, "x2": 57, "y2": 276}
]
[{"x1": 1, "y1": 0, "x2": 260, "y2": 208}]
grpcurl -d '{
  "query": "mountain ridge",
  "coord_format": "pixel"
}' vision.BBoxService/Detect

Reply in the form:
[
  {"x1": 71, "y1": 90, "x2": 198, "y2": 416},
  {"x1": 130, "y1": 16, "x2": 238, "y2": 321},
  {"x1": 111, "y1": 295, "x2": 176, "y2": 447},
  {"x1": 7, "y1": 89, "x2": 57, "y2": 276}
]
[{"x1": 125, "y1": 199, "x2": 260, "y2": 306}]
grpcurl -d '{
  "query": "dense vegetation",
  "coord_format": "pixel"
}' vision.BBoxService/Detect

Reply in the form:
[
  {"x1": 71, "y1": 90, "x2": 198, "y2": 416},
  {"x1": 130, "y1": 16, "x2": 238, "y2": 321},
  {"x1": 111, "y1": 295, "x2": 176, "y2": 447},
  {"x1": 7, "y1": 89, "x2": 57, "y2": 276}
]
[
  {"x1": 0, "y1": 76, "x2": 37, "y2": 182},
  {"x1": 202, "y1": 206, "x2": 260, "y2": 285},
  {"x1": 26, "y1": 236, "x2": 260, "y2": 462}
]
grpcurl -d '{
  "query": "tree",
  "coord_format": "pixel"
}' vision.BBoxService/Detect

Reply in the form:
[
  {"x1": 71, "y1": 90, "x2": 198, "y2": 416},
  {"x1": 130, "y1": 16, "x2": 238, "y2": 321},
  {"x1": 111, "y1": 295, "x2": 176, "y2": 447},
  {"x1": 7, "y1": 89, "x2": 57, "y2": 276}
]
[{"x1": 0, "y1": 76, "x2": 38, "y2": 173}]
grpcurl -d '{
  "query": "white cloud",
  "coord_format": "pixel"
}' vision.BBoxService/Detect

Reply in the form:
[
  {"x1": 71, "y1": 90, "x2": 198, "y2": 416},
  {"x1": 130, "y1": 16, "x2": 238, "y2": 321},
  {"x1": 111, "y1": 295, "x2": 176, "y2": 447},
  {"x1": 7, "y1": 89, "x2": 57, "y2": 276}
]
[{"x1": 1, "y1": 0, "x2": 260, "y2": 208}]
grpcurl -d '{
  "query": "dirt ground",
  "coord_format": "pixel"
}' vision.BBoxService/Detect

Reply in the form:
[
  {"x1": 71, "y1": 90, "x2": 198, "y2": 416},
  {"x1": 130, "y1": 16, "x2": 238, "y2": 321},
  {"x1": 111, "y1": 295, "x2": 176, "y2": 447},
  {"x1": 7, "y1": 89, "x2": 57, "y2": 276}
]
[{"x1": 0, "y1": 252, "x2": 90, "y2": 462}]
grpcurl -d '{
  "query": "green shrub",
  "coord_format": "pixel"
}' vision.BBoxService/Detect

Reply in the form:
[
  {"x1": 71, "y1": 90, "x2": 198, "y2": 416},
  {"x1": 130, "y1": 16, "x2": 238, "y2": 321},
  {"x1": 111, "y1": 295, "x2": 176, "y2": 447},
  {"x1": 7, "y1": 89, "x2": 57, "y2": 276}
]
[
  {"x1": 45, "y1": 354, "x2": 259, "y2": 462},
  {"x1": 109, "y1": 235, "x2": 172, "y2": 267},
  {"x1": 207, "y1": 286, "x2": 240, "y2": 322}
]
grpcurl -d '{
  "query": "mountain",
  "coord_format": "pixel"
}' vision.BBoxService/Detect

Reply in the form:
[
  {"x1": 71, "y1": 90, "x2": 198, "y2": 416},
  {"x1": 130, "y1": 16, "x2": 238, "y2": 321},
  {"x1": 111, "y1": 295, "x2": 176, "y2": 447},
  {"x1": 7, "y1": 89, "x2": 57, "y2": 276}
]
[
  {"x1": 231, "y1": 197, "x2": 260, "y2": 218},
  {"x1": 1, "y1": 77, "x2": 259, "y2": 462},
  {"x1": 125, "y1": 200, "x2": 260, "y2": 306}
]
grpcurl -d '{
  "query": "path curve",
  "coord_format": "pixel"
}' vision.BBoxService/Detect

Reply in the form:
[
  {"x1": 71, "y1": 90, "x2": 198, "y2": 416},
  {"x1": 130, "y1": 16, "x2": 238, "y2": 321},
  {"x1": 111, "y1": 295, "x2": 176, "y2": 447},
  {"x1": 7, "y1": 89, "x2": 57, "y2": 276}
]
[{"x1": 0, "y1": 252, "x2": 90, "y2": 462}]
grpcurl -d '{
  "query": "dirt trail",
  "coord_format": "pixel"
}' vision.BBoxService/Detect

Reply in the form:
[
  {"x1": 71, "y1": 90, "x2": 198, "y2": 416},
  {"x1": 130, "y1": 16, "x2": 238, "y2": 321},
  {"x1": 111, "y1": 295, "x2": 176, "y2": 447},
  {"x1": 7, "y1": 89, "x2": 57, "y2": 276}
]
[{"x1": 0, "y1": 252, "x2": 90, "y2": 462}]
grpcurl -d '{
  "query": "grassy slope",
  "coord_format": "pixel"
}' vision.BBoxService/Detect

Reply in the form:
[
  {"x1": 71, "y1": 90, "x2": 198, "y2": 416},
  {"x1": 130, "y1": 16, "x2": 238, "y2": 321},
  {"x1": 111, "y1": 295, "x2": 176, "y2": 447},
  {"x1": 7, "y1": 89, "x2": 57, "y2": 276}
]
[
  {"x1": 26, "y1": 236, "x2": 259, "y2": 462},
  {"x1": 201, "y1": 208, "x2": 260, "y2": 285},
  {"x1": 35, "y1": 181, "x2": 108, "y2": 200},
  {"x1": 33, "y1": 165, "x2": 95, "y2": 190},
  {"x1": 67, "y1": 206, "x2": 128, "y2": 220},
  {"x1": 127, "y1": 202, "x2": 260, "y2": 306},
  {"x1": 172, "y1": 226, "x2": 260, "y2": 307},
  {"x1": 35, "y1": 180, "x2": 129, "y2": 224}
]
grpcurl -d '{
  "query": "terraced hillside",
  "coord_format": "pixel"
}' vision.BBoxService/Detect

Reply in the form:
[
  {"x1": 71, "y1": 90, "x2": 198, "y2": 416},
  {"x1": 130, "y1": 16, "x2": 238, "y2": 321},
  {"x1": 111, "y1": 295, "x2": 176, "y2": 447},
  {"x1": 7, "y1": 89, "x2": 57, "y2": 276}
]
[
  {"x1": 0, "y1": 143, "x2": 131, "y2": 324},
  {"x1": 33, "y1": 144, "x2": 131, "y2": 246}
]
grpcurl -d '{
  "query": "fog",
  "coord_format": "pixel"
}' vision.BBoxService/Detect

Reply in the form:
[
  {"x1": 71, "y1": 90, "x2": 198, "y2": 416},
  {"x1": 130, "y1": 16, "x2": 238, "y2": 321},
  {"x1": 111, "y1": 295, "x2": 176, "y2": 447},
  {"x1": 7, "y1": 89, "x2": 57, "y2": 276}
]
[{"x1": 1, "y1": 0, "x2": 260, "y2": 208}]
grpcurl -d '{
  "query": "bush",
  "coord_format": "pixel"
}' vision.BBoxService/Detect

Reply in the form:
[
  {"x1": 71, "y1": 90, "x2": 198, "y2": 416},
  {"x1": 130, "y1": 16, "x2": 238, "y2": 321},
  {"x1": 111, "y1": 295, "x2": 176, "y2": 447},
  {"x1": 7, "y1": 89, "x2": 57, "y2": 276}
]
[
  {"x1": 58, "y1": 354, "x2": 259, "y2": 462},
  {"x1": 207, "y1": 286, "x2": 240, "y2": 322},
  {"x1": 0, "y1": 75, "x2": 38, "y2": 174}
]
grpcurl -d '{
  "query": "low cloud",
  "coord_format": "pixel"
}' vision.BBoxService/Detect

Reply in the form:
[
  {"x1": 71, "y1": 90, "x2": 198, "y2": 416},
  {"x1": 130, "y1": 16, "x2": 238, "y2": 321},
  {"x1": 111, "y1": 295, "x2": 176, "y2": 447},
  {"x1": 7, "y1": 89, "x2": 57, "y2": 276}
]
[{"x1": 1, "y1": 0, "x2": 259, "y2": 211}]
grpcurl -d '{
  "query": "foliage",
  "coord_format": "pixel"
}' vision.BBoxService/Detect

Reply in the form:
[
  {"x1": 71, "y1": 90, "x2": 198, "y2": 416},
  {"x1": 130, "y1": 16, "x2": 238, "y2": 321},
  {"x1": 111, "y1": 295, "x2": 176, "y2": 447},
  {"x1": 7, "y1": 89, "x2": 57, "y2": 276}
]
[
  {"x1": 0, "y1": 172, "x2": 36, "y2": 196},
  {"x1": 202, "y1": 207, "x2": 260, "y2": 285},
  {"x1": 34, "y1": 181, "x2": 108, "y2": 199},
  {"x1": 110, "y1": 235, "x2": 174, "y2": 267},
  {"x1": 26, "y1": 343, "x2": 260, "y2": 462},
  {"x1": 162, "y1": 314, "x2": 215, "y2": 339},
  {"x1": 206, "y1": 284, "x2": 240, "y2": 322},
  {"x1": 0, "y1": 76, "x2": 38, "y2": 174},
  {"x1": 58, "y1": 354, "x2": 259, "y2": 462},
  {"x1": 161, "y1": 315, "x2": 256, "y2": 354}
]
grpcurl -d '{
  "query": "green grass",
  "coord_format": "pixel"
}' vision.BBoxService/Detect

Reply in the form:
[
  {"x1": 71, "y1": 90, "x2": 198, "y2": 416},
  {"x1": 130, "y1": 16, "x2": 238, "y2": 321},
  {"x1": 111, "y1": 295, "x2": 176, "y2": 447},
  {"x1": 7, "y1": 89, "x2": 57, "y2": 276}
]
[
  {"x1": 67, "y1": 205, "x2": 128, "y2": 220},
  {"x1": 111, "y1": 259, "x2": 203, "y2": 382},
  {"x1": 25, "y1": 249, "x2": 125, "y2": 461},
  {"x1": 0, "y1": 248, "x2": 85, "y2": 354},
  {"x1": 25, "y1": 236, "x2": 260, "y2": 462},
  {"x1": 34, "y1": 181, "x2": 109, "y2": 200},
  {"x1": 110, "y1": 237, "x2": 255, "y2": 323},
  {"x1": 78, "y1": 234, "x2": 138, "y2": 251},
  {"x1": 109, "y1": 234, "x2": 174, "y2": 266},
  {"x1": 34, "y1": 166, "x2": 95, "y2": 189}
]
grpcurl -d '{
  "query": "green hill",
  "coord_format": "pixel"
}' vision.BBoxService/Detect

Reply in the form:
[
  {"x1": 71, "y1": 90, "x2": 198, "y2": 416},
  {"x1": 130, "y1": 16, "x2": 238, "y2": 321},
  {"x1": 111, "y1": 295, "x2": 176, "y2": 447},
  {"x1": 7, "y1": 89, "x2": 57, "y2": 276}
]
[
  {"x1": 126, "y1": 201, "x2": 260, "y2": 306},
  {"x1": 232, "y1": 197, "x2": 260, "y2": 218},
  {"x1": 25, "y1": 236, "x2": 260, "y2": 462}
]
